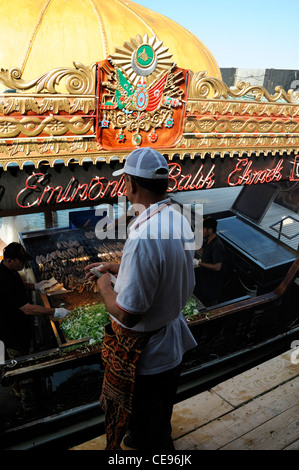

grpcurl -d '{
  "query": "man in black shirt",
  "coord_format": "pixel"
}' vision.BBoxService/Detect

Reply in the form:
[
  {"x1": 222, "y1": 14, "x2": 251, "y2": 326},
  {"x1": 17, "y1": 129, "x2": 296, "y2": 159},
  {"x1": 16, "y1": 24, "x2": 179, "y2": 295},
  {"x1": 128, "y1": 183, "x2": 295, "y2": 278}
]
[
  {"x1": 0, "y1": 242, "x2": 70, "y2": 359},
  {"x1": 194, "y1": 217, "x2": 225, "y2": 306}
]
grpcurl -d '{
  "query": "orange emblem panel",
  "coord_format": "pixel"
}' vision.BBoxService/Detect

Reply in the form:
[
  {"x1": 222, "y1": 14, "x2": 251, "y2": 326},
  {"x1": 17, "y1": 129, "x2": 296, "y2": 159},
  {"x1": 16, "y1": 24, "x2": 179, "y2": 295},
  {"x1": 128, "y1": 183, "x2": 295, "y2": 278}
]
[{"x1": 96, "y1": 35, "x2": 190, "y2": 150}]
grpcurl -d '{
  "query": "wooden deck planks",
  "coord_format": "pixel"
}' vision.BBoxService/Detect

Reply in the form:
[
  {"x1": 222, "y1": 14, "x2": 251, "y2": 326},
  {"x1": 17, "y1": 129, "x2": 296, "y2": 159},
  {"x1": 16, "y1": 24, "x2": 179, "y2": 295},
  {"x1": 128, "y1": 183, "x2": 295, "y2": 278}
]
[
  {"x1": 285, "y1": 439, "x2": 299, "y2": 450},
  {"x1": 174, "y1": 378, "x2": 298, "y2": 450},
  {"x1": 221, "y1": 404, "x2": 299, "y2": 450},
  {"x1": 174, "y1": 349, "x2": 299, "y2": 450},
  {"x1": 211, "y1": 350, "x2": 299, "y2": 407},
  {"x1": 171, "y1": 390, "x2": 234, "y2": 439},
  {"x1": 71, "y1": 349, "x2": 299, "y2": 451}
]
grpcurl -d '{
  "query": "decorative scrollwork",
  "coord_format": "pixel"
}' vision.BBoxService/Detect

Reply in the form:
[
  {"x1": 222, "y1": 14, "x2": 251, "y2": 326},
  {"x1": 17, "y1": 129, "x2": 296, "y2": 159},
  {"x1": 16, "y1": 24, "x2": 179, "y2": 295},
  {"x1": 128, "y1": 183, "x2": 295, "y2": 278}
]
[
  {"x1": 189, "y1": 71, "x2": 228, "y2": 99},
  {"x1": 0, "y1": 62, "x2": 96, "y2": 94},
  {"x1": 186, "y1": 99, "x2": 299, "y2": 119},
  {"x1": 184, "y1": 116, "x2": 299, "y2": 134},
  {"x1": 178, "y1": 133, "x2": 299, "y2": 153},
  {"x1": 104, "y1": 108, "x2": 172, "y2": 134},
  {"x1": 0, "y1": 116, "x2": 94, "y2": 138},
  {"x1": 189, "y1": 71, "x2": 298, "y2": 104},
  {"x1": 0, "y1": 96, "x2": 95, "y2": 115}
]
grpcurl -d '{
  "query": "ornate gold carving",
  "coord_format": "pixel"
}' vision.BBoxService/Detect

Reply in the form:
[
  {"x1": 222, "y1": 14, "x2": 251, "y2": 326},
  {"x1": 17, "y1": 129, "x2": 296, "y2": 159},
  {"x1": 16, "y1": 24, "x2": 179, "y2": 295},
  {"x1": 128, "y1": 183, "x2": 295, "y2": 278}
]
[
  {"x1": 187, "y1": 100, "x2": 299, "y2": 119},
  {"x1": 0, "y1": 138, "x2": 298, "y2": 170},
  {"x1": 103, "y1": 107, "x2": 173, "y2": 134},
  {"x1": 184, "y1": 116, "x2": 299, "y2": 134},
  {"x1": 178, "y1": 133, "x2": 299, "y2": 155},
  {"x1": 0, "y1": 96, "x2": 95, "y2": 115},
  {"x1": 110, "y1": 34, "x2": 174, "y2": 87},
  {"x1": 0, "y1": 116, "x2": 94, "y2": 138},
  {"x1": 0, "y1": 53, "x2": 298, "y2": 166},
  {"x1": 180, "y1": 133, "x2": 299, "y2": 147},
  {"x1": 98, "y1": 57, "x2": 186, "y2": 146},
  {"x1": 0, "y1": 137, "x2": 101, "y2": 160},
  {"x1": 189, "y1": 71, "x2": 299, "y2": 104},
  {"x1": 0, "y1": 62, "x2": 96, "y2": 94}
]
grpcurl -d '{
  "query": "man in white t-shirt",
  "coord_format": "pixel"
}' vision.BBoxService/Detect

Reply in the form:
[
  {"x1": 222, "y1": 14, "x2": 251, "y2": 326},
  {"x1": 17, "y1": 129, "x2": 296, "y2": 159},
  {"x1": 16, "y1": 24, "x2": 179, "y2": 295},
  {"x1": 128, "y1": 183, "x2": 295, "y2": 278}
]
[{"x1": 86, "y1": 147, "x2": 197, "y2": 451}]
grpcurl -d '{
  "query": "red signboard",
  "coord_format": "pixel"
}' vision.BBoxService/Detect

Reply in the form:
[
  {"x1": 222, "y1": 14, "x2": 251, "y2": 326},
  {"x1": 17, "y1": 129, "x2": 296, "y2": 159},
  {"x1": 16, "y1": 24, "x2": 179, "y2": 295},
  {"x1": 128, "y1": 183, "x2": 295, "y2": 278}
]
[{"x1": 4, "y1": 154, "x2": 296, "y2": 213}]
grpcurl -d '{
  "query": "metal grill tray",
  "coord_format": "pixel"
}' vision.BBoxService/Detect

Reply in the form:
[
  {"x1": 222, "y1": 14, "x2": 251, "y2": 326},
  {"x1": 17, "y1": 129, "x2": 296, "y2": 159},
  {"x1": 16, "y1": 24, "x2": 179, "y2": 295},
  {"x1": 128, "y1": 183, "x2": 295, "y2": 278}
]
[{"x1": 21, "y1": 226, "x2": 124, "y2": 304}]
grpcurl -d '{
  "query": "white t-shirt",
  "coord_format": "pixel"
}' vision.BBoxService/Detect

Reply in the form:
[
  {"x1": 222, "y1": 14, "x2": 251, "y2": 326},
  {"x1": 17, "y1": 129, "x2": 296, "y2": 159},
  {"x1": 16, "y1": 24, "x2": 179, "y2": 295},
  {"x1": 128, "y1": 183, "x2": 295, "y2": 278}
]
[{"x1": 112, "y1": 199, "x2": 197, "y2": 375}]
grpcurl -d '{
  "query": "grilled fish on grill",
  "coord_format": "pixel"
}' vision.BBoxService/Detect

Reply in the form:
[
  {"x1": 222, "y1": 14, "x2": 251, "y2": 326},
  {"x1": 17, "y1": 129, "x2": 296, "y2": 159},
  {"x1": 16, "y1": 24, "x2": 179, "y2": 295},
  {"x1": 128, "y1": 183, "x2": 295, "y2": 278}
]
[
  {"x1": 69, "y1": 239, "x2": 80, "y2": 247},
  {"x1": 85, "y1": 231, "x2": 95, "y2": 239},
  {"x1": 67, "y1": 247, "x2": 77, "y2": 258},
  {"x1": 78, "y1": 246, "x2": 84, "y2": 255}
]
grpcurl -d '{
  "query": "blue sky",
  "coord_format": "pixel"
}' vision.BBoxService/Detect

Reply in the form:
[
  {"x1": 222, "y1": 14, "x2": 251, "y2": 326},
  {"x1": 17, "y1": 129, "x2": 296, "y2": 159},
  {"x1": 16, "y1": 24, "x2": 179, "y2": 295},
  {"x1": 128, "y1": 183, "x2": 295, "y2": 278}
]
[{"x1": 136, "y1": 0, "x2": 299, "y2": 70}]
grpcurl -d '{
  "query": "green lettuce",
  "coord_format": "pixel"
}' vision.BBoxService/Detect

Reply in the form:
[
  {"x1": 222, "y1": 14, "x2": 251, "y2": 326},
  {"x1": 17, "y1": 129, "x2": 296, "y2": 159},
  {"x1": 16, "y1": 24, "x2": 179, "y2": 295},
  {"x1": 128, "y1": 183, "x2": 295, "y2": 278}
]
[{"x1": 61, "y1": 303, "x2": 110, "y2": 344}]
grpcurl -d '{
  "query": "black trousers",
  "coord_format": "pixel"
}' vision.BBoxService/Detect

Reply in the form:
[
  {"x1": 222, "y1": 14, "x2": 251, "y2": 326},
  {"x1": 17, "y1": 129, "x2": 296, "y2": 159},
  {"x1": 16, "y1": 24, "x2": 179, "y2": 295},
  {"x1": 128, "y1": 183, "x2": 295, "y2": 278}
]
[{"x1": 127, "y1": 363, "x2": 182, "y2": 451}]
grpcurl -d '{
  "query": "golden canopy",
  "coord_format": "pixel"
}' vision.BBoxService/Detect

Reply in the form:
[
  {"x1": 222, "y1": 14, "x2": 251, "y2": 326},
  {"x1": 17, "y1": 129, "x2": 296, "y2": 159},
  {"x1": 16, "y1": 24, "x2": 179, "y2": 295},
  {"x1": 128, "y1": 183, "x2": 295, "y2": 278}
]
[{"x1": 0, "y1": 0, "x2": 221, "y2": 89}]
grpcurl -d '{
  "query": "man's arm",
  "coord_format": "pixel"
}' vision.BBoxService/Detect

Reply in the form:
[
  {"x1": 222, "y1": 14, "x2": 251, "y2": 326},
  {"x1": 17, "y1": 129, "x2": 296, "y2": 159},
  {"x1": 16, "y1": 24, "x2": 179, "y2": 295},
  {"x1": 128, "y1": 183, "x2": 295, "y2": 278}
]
[
  {"x1": 20, "y1": 303, "x2": 55, "y2": 316},
  {"x1": 20, "y1": 304, "x2": 70, "y2": 319},
  {"x1": 23, "y1": 282, "x2": 36, "y2": 291},
  {"x1": 197, "y1": 260, "x2": 222, "y2": 271},
  {"x1": 97, "y1": 273, "x2": 141, "y2": 328}
]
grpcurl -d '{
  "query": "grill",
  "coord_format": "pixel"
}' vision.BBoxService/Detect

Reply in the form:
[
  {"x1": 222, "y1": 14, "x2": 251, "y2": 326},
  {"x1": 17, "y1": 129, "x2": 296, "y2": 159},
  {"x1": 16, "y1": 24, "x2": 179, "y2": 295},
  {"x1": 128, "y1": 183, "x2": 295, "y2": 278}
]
[
  {"x1": 21, "y1": 226, "x2": 125, "y2": 346},
  {"x1": 22, "y1": 226, "x2": 124, "y2": 309}
]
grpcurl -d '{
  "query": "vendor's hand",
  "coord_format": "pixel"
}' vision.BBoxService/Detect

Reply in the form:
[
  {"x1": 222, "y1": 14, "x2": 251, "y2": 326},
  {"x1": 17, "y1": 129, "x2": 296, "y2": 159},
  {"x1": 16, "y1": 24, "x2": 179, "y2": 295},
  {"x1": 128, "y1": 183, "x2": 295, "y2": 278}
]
[
  {"x1": 54, "y1": 307, "x2": 71, "y2": 319},
  {"x1": 85, "y1": 262, "x2": 119, "y2": 280},
  {"x1": 85, "y1": 262, "x2": 105, "y2": 281},
  {"x1": 97, "y1": 271, "x2": 113, "y2": 293},
  {"x1": 34, "y1": 280, "x2": 49, "y2": 292}
]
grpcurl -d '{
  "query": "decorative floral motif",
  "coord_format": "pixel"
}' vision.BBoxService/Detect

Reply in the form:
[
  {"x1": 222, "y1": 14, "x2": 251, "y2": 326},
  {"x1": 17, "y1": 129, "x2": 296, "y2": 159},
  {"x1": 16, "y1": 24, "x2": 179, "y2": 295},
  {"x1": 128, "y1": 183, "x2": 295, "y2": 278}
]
[
  {"x1": 148, "y1": 129, "x2": 158, "y2": 143},
  {"x1": 116, "y1": 131, "x2": 126, "y2": 143},
  {"x1": 0, "y1": 116, "x2": 93, "y2": 138},
  {"x1": 165, "y1": 117, "x2": 174, "y2": 128},
  {"x1": 100, "y1": 118, "x2": 109, "y2": 128},
  {"x1": 0, "y1": 120, "x2": 17, "y2": 135}
]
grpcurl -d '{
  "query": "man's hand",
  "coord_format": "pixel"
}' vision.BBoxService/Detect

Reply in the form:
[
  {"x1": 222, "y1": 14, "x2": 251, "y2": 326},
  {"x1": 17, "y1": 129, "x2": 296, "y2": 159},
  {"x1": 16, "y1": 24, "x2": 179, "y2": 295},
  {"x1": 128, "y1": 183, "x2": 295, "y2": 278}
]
[
  {"x1": 54, "y1": 308, "x2": 71, "y2": 319},
  {"x1": 34, "y1": 280, "x2": 49, "y2": 292},
  {"x1": 96, "y1": 272, "x2": 141, "y2": 328},
  {"x1": 85, "y1": 262, "x2": 119, "y2": 281},
  {"x1": 97, "y1": 271, "x2": 114, "y2": 292}
]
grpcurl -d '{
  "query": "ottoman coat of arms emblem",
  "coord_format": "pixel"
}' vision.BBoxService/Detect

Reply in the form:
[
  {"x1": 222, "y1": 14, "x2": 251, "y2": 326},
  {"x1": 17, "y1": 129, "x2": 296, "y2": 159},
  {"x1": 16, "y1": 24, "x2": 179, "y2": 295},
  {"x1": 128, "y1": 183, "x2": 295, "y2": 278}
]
[{"x1": 96, "y1": 34, "x2": 190, "y2": 149}]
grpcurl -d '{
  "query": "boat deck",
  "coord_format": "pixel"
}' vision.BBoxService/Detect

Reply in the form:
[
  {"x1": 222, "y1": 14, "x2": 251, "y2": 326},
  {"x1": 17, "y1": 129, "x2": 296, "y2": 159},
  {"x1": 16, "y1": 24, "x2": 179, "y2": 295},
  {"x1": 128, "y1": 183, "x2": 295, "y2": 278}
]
[{"x1": 71, "y1": 348, "x2": 299, "y2": 451}]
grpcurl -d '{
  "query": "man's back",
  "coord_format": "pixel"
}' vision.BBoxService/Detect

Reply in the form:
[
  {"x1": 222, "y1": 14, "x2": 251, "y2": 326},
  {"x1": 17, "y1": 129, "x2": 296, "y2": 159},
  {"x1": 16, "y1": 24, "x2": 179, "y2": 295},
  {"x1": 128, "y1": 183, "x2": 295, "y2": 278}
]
[{"x1": 114, "y1": 201, "x2": 195, "y2": 332}]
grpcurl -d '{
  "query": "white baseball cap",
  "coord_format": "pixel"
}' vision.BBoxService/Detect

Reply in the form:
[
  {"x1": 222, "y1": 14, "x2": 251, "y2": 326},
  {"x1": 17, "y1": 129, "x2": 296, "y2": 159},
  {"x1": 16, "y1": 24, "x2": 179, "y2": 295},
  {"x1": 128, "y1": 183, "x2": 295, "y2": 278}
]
[{"x1": 113, "y1": 147, "x2": 169, "y2": 179}]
